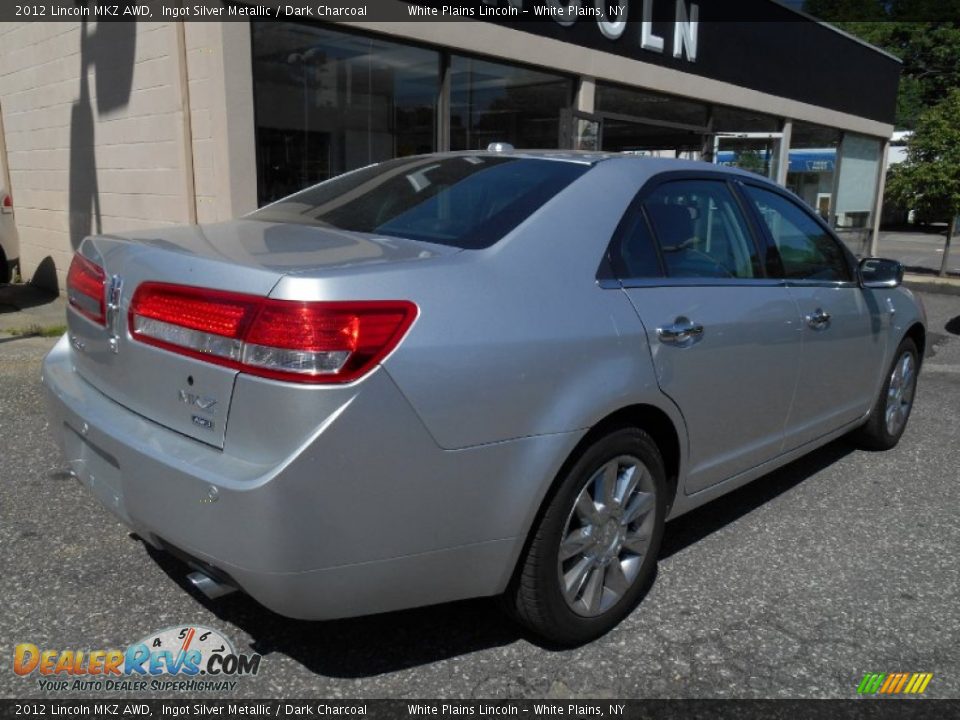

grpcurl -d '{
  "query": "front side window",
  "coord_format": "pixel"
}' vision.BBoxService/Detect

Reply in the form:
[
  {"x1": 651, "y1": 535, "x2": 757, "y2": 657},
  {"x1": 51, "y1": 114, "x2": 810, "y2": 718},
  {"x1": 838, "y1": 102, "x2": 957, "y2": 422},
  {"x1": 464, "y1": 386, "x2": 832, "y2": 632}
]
[
  {"x1": 642, "y1": 180, "x2": 760, "y2": 279},
  {"x1": 248, "y1": 156, "x2": 589, "y2": 249},
  {"x1": 744, "y1": 185, "x2": 851, "y2": 282}
]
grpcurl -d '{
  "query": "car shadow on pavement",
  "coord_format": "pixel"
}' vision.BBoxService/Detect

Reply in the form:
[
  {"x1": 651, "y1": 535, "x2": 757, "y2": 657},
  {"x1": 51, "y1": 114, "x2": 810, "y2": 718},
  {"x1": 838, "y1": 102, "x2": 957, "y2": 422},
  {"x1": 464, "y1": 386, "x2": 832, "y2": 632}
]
[
  {"x1": 144, "y1": 543, "x2": 526, "y2": 677},
  {"x1": 143, "y1": 439, "x2": 853, "y2": 677},
  {"x1": 660, "y1": 438, "x2": 854, "y2": 559}
]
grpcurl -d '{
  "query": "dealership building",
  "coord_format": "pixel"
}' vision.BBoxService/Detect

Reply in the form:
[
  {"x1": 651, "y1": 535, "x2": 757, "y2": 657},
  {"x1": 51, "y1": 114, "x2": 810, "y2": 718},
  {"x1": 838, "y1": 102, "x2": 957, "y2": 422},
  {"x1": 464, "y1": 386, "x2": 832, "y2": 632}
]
[{"x1": 0, "y1": 2, "x2": 901, "y2": 291}]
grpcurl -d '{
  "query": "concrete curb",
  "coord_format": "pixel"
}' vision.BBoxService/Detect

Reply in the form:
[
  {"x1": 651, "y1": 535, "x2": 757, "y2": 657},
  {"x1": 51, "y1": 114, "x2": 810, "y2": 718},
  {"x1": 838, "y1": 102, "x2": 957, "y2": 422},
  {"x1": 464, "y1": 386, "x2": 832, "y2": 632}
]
[{"x1": 904, "y1": 274, "x2": 960, "y2": 297}]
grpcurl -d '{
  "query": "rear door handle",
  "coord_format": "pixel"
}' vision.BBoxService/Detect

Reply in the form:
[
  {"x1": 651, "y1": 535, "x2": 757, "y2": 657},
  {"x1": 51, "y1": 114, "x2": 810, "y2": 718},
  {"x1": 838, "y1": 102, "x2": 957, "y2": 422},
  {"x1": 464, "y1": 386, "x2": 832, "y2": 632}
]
[
  {"x1": 657, "y1": 317, "x2": 704, "y2": 347},
  {"x1": 805, "y1": 308, "x2": 831, "y2": 330}
]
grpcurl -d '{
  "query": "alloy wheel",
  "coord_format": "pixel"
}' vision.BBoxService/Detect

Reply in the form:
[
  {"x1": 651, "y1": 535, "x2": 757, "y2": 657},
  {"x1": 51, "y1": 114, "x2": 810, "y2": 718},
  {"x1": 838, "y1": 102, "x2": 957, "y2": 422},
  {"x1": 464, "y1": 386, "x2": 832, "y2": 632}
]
[
  {"x1": 885, "y1": 350, "x2": 916, "y2": 437},
  {"x1": 557, "y1": 455, "x2": 657, "y2": 617}
]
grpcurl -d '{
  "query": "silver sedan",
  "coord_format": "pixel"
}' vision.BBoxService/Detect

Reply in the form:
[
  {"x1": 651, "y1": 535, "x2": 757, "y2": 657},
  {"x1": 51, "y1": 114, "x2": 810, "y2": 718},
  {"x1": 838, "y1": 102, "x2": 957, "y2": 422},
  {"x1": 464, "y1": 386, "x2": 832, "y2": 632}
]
[{"x1": 43, "y1": 151, "x2": 924, "y2": 644}]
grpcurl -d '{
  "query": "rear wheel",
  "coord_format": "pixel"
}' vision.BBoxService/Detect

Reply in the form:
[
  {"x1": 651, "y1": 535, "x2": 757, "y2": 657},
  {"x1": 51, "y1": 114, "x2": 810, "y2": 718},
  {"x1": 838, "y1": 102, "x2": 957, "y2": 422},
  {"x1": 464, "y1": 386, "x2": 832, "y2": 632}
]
[
  {"x1": 506, "y1": 427, "x2": 666, "y2": 645},
  {"x1": 851, "y1": 337, "x2": 919, "y2": 450}
]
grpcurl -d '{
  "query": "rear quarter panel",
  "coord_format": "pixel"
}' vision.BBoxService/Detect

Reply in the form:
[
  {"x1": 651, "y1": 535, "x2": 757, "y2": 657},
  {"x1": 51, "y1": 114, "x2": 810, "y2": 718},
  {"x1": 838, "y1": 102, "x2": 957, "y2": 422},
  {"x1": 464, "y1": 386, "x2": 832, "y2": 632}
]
[{"x1": 273, "y1": 158, "x2": 682, "y2": 452}]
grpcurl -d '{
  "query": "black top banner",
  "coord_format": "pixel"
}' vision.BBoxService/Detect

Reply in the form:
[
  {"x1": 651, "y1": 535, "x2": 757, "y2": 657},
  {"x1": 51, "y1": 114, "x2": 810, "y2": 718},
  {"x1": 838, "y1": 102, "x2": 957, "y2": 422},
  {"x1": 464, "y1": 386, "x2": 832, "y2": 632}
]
[
  {"x1": 5, "y1": 0, "x2": 957, "y2": 22},
  {"x1": 4, "y1": 0, "x2": 903, "y2": 124}
]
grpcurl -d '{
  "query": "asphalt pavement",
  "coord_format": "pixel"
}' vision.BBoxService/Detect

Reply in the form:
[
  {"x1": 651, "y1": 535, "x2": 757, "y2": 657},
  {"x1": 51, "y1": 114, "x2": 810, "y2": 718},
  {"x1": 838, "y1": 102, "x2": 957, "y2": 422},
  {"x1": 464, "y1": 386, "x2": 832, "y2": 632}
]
[
  {"x1": 876, "y1": 229, "x2": 959, "y2": 277},
  {"x1": 1, "y1": 291, "x2": 959, "y2": 700}
]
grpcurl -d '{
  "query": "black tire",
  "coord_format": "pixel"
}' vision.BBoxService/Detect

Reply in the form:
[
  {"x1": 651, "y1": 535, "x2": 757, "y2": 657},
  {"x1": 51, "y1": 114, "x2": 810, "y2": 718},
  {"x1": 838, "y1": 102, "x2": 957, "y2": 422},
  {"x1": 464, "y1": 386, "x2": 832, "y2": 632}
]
[
  {"x1": 506, "y1": 427, "x2": 667, "y2": 646},
  {"x1": 851, "y1": 336, "x2": 919, "y2": 451},
  {"x1": 0, "y1": 248, "x2": 8, "y2": 285}
]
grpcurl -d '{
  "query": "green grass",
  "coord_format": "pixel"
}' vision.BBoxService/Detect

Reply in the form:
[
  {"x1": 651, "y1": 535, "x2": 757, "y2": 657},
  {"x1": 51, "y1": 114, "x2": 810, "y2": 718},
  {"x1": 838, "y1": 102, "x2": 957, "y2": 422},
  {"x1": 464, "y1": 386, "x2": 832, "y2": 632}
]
[{"x1": 6, "y1": 323, "x2": 67, "y2": 337}]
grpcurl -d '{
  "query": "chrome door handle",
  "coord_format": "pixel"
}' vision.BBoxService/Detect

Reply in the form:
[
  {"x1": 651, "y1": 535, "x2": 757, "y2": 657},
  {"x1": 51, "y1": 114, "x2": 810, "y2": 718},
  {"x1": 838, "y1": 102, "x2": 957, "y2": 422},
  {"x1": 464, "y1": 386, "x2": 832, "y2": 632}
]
[
  {"x1": 805, "y1": 308, "x2": 831, "y2": 330},
  {"x1": 657, "y1": 317, "x2": 704, "y2": 346}
]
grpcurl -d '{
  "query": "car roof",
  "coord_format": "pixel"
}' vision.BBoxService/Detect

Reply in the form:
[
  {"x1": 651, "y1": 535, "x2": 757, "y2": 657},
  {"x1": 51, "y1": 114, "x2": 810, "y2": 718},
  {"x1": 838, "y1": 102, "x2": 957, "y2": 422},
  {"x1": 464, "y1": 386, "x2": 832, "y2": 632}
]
[{"x1": 432, "y1": 149, "x2": 775, "y2": 182}]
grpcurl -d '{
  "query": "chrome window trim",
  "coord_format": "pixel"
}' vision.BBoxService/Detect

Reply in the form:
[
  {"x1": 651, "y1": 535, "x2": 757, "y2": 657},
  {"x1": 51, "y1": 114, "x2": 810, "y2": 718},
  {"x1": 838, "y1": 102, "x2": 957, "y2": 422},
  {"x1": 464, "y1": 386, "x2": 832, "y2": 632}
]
[
  {"x1": 782, "y1": 279, "x2": 860, "y2": 289},
  {"x1": 618, "y1": 277, "x2": 786, "y2": 289},
  {"x1": 602, "y1": 276, "x2": 860, "y2": 290}
]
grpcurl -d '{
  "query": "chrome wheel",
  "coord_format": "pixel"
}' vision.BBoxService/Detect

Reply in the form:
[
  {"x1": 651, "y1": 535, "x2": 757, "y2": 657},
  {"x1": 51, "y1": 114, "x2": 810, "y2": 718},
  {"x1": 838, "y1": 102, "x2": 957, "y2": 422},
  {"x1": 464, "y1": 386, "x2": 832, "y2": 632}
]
[
  {"x1": 557, "y1": 455, "x2": 657, "y2": 618},
  {"x1": 885, "y1": 350, "x2": 916, "y2": 437}
]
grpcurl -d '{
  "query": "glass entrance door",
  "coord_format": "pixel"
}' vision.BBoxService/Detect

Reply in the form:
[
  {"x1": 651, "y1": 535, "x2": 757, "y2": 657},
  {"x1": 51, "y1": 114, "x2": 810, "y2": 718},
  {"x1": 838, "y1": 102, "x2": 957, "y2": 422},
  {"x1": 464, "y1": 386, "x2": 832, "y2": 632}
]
[
  {"x1": 713, "y1": 133, "x2": 783, "y2": 180},
  {"x1": 561, "y1": 110, "x2": 603, "y2": 151}
]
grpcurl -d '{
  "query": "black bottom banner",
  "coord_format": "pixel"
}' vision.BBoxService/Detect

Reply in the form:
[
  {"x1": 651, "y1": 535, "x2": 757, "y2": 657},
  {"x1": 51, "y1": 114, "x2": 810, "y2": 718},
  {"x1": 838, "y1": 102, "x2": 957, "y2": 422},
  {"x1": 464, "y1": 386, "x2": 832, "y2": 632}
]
[{"x1": 0, "y1": 699, "x2": 955, "y2": 720}]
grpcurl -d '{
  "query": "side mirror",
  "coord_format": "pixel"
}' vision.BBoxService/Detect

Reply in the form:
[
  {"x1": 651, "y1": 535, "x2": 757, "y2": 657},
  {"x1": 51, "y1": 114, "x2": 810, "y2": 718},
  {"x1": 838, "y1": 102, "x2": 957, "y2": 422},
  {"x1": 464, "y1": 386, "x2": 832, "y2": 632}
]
[{"x1": 859, "y1": 257, "x2": 903, "y2": 289}]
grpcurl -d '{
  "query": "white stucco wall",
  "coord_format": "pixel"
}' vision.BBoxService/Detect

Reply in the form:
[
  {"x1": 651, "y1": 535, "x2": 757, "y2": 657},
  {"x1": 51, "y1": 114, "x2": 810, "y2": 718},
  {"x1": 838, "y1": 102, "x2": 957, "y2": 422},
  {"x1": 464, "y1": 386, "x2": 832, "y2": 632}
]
[{"x1": 0, "y1": 20, "x2": 256, "y2": 291}]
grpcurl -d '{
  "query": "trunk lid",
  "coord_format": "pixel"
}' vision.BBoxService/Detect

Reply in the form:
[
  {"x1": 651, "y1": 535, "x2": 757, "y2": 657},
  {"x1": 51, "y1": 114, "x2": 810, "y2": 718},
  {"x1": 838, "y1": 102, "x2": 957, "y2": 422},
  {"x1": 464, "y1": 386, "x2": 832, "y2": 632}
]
[{"x1": 67, "y1": 221, "x2": 455, "y2": 448}]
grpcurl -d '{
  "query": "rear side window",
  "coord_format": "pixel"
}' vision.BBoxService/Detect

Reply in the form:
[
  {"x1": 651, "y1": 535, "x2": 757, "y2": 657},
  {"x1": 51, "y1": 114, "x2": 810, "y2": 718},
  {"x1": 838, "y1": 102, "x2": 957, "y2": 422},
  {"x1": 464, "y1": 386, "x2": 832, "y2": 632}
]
[
  {"x1": 611, "y1": 206, "x2": 663, "y2": 278},
  {"x1": 643, "y1": 180, "x2": 760, "y2": 279},
  {"x1": 744, "y1": 185, "x2": 851, "y2": 282},
  {"x1": 248, "y1": 156, "x2": 589, "y2": 249}
]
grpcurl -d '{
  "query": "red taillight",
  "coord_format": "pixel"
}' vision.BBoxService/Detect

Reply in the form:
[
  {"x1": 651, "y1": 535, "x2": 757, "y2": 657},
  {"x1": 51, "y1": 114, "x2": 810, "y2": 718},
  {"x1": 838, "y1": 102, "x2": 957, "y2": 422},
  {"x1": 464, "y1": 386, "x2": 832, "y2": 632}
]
[
  {"x1": 129, "y1": 282, "x2": 417, "y2": 384},
  {"x1": 130, "y1": 284, "x2": 257, "y2": 338},
  {"x1": 1, "y1": 194, "x2": 11, "y2": 211},
  {"x1": 67, "y1": 254, "x2": 107, "y2": 325}
]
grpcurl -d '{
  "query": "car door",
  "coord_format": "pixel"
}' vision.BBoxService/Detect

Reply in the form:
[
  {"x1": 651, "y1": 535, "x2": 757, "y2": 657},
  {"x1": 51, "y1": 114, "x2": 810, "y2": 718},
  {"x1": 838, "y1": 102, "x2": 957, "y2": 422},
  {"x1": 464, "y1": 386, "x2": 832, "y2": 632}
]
[
  {"x1": 611, "y1": 176, "x2": 803, "y2": 494},
  {"x1": 739, "y1": 183, "x2": 886, "y2": 450}
]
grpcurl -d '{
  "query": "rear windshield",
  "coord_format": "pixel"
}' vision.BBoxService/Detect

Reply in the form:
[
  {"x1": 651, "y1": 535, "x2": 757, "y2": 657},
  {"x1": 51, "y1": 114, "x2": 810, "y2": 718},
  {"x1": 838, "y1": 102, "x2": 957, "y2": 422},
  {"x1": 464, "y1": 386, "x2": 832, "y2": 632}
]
[{"x1": 247, "y1": 156, "x2": 589, "y2": 249}]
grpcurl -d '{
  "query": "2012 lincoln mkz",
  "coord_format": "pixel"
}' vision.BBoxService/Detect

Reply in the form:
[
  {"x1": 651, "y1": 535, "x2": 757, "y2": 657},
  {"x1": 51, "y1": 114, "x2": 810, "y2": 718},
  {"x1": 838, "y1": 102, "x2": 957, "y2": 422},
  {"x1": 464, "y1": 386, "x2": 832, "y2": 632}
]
[{"x1": 43, "y1": 151, "x2": 925, "y2": 644}]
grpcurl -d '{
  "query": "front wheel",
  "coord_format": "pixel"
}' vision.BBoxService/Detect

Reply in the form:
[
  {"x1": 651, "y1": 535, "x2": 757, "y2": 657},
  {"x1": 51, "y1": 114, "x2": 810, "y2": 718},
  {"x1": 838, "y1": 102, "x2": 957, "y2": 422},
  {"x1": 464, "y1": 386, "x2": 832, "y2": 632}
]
[
  {"x1": 506, "y1": 427, "x2": 667, "y2": 646},
  {"x1": 851, "y1": 337, "x2": 919, "y2": 450}
]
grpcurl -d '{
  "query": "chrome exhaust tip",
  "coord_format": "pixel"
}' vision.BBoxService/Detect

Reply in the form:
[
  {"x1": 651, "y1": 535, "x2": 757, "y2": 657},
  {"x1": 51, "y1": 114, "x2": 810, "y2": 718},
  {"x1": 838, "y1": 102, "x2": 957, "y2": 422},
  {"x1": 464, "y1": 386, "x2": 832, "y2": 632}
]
[{"x1": 187, "y1": 570, "x2": 237, "y2": 600}]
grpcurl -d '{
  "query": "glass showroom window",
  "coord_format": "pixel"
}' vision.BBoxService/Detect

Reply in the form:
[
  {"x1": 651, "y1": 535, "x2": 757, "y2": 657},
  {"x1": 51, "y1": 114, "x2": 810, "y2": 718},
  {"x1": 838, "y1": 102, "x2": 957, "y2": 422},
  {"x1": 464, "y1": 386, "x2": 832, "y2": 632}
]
[
  {"x1": 833, "y1": 133, "x2": 883, "y2": 253},
  {"x1": 594, "y1": 82, "x2": 709, "y2": 157},
  {"x1": 786, "y1": 122, "x2": 841, "y2": 220},
  {"x1": 448, "y1": 56, "x2": 572, "y2": 151},
  {"x1": 251, "y1": 23, "x2": 440, "y2": 205},
  {"x1": 596, "y1": 83, "x2": 710, "y2": 128}
]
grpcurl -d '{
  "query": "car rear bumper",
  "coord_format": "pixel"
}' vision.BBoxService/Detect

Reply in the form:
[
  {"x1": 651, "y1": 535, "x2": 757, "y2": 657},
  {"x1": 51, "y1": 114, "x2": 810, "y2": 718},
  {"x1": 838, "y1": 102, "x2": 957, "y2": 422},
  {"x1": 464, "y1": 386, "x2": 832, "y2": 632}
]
[{"x1": 42, "y1": 335, "x2": 578, "y2": 619}]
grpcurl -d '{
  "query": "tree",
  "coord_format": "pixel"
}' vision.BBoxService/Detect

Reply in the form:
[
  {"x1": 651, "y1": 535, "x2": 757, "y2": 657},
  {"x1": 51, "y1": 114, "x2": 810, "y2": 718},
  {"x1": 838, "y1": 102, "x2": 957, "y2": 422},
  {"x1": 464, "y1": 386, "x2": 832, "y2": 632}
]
[
  {"x1": 804, "y1": 1, "x2": 960, "y2": 128},
  {"x1": 846, "y1": 22, "x2": 960, "y2": 129},
  {"x1": 731, "y1": 149, "x2": 769, "y2": 176},
  {"x1": 886, "y1": 89, "x2": 960, "y2": 276}
]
